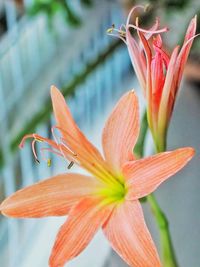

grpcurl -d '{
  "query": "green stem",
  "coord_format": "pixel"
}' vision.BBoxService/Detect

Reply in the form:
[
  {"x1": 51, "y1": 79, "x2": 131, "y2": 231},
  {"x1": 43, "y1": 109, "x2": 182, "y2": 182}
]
[
  {"x1": 147, "y1": 194, "x2": 178, "y2": 267},
  {"x1": 135, "y1": 109, "x2": 178, "y2": 267},
  {"x1": 150, "y1": 144, "x2": 178, "y2": 267},
  {"x1": 134, "y1": 110, "x2": 148, "y2": 159}
]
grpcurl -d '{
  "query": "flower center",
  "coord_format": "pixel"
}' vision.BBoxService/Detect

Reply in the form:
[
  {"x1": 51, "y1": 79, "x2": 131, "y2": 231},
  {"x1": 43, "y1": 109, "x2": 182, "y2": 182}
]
[{"x1": 99, "y1": 175, "x2": 127, "y2": 204}]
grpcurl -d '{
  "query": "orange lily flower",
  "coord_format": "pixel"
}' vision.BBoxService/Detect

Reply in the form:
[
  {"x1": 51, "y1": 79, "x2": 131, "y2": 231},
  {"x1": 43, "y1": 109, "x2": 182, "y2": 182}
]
[
  {"x1": 0, "y1": 86, "x2": 194, "y2": 267},
  {"x1": 108, "y1": 5, "x2": 198, "y2": 151}
]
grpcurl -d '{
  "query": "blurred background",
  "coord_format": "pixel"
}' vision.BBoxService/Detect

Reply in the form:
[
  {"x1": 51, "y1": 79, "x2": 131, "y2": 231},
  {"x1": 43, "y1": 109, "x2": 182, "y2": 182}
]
[{"x1": 0, "y1": 0, "x2": 199, "y2": 266}]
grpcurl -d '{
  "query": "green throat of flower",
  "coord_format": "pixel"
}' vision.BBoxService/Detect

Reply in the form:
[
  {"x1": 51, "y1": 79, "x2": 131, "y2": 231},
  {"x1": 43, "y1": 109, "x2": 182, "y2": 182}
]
[{"x1": 99, "y1": 176, "x2": 127, "y2": 205}]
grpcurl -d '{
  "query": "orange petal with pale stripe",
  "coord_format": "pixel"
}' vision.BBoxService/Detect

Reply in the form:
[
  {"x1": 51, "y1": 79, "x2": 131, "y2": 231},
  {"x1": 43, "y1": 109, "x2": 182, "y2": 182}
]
[
  {"x1": 103, "y1": 200, "x2": 161, "y2": 267},
  {"x1": 123, "y1": 147, "x2": 194, "y2": 200},
  {"x1": 50, "y1": 86, "x2": 107, "y2": 175},
  {"x1": 126, "y1": 29, "x2": 147, "y2": 94},
  {"x1": 102, "y1": 91, "x2": 139, "y2": 173},
  {"x1": 158, "y1": 45, "x2": 180, "y2": 128},
  {"x1": 0, "y1": 173, "x2": 99, "y2": 218},
  {"x1": 49, "y1": 197, "x2": 113, "y2": 267}
]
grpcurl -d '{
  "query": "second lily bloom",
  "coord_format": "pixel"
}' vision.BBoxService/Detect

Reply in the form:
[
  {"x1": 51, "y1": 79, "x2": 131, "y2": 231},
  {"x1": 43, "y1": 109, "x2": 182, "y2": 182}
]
[{"x1": 110, "y1": 5, "x2": 197, "y2": 151}]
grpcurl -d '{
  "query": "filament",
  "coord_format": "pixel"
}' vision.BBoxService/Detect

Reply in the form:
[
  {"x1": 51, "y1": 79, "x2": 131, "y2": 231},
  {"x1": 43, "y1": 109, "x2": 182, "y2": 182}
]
[
  {"x1": 31, "y1": 139, "x2": 40, "y2": 164},
  {"x1": 129, "y1": 19, "x2": 168, "y2": 35}
]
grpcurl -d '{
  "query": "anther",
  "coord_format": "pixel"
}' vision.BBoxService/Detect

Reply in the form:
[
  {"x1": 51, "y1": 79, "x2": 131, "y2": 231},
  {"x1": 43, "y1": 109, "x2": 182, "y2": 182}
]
[
  {"x1": 67, "y1": 161, "x2": 74, "y2": 169},
  {"x1": 35, "y1": 158, "x2": 40, "y2": 164},
  {"x1": 47, "y1": 159, "x2": 51, "y2": 167},
  {"x1": 32, "y1": 139, "x2": 40, "y2": 164},
  {"x1": 107, "y1": 27, "x2": 114, "y2": 34}
]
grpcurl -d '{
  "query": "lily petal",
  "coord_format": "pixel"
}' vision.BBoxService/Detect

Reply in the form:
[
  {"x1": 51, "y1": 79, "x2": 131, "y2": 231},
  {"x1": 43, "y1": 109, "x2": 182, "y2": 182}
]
[
  {"x1": 51, "y1": 86, "x2": 108, "y2": 177},
  {"x1": 103, "y1": 200, "x2": 161, "y2": 267},
  {"x1": 158, "y1": 45, "x2": 180, "y2": 130},
  {"x1": 137, "y1": 31, "x2": 154, "y2": 130},
  {"x1": 102, "y1": 91, "x2": 139, "y2": 173},
  {"x1": 123, "y1": 147, "x2": 194, "y2": 200},
  {"x1": 151, "y1": 44, "x2": 165, "y2": 115},
  {"x1": 176, "y1": 16, "x2": 197, "y2": 87},
  {"x1": 0, "y1": 173, "x2": 99, "y2": 218},
  {"x1": 126, "y1": 29, "x2": 147, "y2": 93},
  {"x1": 49, "y1": 197, "x2": 113, "y2": 267}
]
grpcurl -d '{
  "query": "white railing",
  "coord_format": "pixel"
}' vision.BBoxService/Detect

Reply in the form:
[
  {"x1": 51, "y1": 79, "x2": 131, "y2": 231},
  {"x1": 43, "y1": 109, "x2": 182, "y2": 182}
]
[{"x1": 0, "y1": 1, "x2": 134, "y2": 266}]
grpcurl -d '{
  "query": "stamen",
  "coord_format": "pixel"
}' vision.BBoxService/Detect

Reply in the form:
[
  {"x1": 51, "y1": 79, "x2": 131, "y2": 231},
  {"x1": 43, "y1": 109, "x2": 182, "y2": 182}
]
[
  {"x1": 129, "y1": 17, "x2": 168, "y2": 35},
  {"x1": 40, "y1": 147, "x2": 77, "y2": 169},
  {"x1": 47, "y1": 159, "x2": 51, "y2": 167},
  {"x1": 60, "y1": 138, "x2": 77, "y2": 156},
  {"x1": 50, "y1": 125, "x2": 78, "y2": 167},
  {"x1": 59, "y1": 143, "x2": 78, "y2": 167},
  {"x1": 145, "y1": 18, "x2": 160, "y2": 40},
  {"x1": 107, "y1": 24, "x2": 115, "y2": 34},
  {"x1": 33, "y1": 134, "x2": 43, "y2": 142},
  {"x1": 58, "y1": 144, "x2": 71, "y2": 163},
  {"x1": 51, "y1": 125, "x2": 77, "y2": 156},
  {"x1": 106, "y1": 26, "x2": 127, "y2": 44},
  {"x1": 19, "y1": 133, "x2": 46, "y2": 149},
  {"x1": 67, "y1": 161, "x2": 74, "y2": 169},
  {"x1": 107, "y1": 33, "x2": 127, "y2": 44},
  {"x1": 51, "y1": 125, "x2": 60, "y2": 145},
  {"x1": 31, "y1": 139, "x2": 40, "y2": 164},
  {"x1": 126, "y1": 5, "x2": 168, "y2": 41},
  {"x1": 107, "y1": 28, "x2": 113, "y2": 34},
  {"x1": 116, "y1": 29, "x2": 126, "y2": 37},
  {"x1": 19, "y1": 130, "x2": 78, "y2": 169},
  {"x1": 19, "y1": 134, "x2": 36, "y2": 148},
  {"x1": 107, "y1": 26, "x2": 126, "y2": 36},
  {"x1": 126, "y1": 5, "x2": 145, "y2": 26}
]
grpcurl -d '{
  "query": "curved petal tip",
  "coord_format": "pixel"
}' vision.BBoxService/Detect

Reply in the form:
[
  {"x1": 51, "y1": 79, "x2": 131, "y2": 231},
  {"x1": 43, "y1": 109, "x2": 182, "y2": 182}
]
[
  {"x1": 50, "y1": 85, "x2": 60, "y2": 96},
  {"x1": 184, "y1": 147, "x2": 195, "y2": 158}
]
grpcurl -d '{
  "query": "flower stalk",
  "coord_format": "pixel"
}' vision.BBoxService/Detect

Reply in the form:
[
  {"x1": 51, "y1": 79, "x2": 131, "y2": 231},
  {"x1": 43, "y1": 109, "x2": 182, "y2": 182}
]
[
  {"x1": 135, "y1": 110, "x2": 178, "y2": 267},
  {"x1": 147, "y1": 194, "x2": 178, "y2": 267}
]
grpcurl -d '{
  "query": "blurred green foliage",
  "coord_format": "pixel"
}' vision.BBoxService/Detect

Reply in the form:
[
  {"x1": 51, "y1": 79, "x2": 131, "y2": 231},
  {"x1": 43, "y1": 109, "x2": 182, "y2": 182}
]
[
  {"x1": 148, "y1": 0, "x2": 189, "y2": 10},
  {"x1": 28, "y1": 0, "x2": 93, "y2": 27}
]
